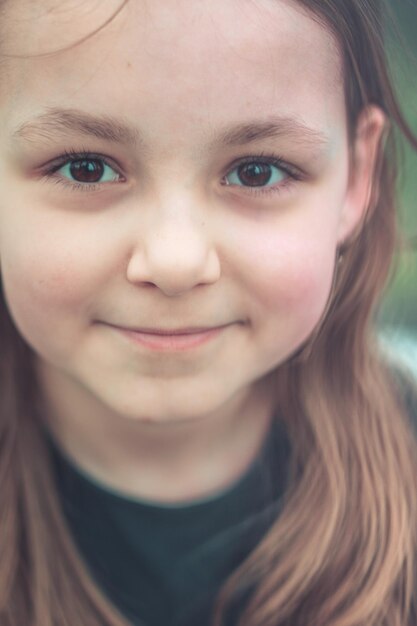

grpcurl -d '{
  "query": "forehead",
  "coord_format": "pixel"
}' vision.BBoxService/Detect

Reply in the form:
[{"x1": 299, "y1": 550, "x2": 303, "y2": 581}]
[{"x1": 1, "y1": 0, "x2": 345, "y2": 149}]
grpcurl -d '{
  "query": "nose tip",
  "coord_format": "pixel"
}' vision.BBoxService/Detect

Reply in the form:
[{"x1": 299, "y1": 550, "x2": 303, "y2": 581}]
[{"x1": 126, "y1": 239, "x2": 221, "y2": 297}]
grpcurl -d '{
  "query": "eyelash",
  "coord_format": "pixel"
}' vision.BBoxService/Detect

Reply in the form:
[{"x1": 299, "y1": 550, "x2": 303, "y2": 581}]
[
  {"x1": 222, "y1": 153, "x2": 303, "y2": 197},
  {"x1": 42, "y1": 149, "x2": 124, "y2": 193},
  {"x1": 41, "y1": 149, "x2": 303, "y2": 197}
]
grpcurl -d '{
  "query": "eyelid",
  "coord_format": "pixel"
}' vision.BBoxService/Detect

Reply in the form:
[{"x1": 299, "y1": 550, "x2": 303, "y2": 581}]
[
  {"x1": 40, "y1": 150, "x2": 126, "y2": 193},
  {"x1": 221, "y1": 152, "x2": 305, "y2": 197},
  {"x1": 46, "y1": 149, "x2": 123, "y2": 176},
  {"x1": 224, "y1": 151, "x2": 303, "y2": 179}
]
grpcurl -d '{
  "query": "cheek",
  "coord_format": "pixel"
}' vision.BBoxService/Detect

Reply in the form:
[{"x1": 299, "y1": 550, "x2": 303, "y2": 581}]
[
  {"x1": 235, "y1": 223, "x2": 337, "y2": 331},
  {"x1": 0, "y1": 224, "x2": 105, "y2": 357}
]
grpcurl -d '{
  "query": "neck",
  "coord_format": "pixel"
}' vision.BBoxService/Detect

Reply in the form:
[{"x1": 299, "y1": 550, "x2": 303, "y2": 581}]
[{"x1": 36, "y1": 364, "x2": 277, "y2": 504}]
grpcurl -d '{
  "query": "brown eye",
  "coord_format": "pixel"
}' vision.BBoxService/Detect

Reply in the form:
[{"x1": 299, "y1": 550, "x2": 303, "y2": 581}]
[
  {"x1": 52, "y1": 155, "x2": 121, "y2": 187},
  {"x1": 224, "y1": 160, "x2": 285, "y2": 188},
  {"x1": 237, "y1": 162, "x2": 273, "y2": 187},
  {"x1": 70, "y1": 159, "x2": 105, "y2": 183}
]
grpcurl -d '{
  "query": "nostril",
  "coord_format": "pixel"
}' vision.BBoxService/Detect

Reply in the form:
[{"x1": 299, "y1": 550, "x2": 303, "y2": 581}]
[{"x1": 126, "y1": 233, "x2": 220, "y2": 296}]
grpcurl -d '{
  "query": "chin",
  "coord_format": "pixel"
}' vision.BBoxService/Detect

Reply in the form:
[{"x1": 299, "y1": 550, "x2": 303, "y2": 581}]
[{"x1": 100, "y1": 385, "x2": 228, "y2": 426}]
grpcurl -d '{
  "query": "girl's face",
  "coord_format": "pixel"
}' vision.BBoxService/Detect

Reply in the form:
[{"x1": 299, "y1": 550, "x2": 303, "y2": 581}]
[{"x1": 0, "y1": 0, "x2": 383, "y2": 423}]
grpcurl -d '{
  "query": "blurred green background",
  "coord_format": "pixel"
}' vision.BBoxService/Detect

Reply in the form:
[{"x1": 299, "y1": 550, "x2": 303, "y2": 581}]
[{"x1": 378, "y1": 0, "x2": 417, "y2": 331}]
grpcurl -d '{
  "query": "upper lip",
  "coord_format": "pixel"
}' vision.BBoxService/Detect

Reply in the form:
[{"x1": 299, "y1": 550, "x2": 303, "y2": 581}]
[{"x1": 112, "y1": 324, "x2": 230, "y2": 336}]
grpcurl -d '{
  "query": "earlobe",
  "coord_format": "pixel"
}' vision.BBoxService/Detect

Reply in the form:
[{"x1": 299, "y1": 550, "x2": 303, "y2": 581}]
[{"x1": 337, "y1": 105, "x2": 388, "y2": 247}]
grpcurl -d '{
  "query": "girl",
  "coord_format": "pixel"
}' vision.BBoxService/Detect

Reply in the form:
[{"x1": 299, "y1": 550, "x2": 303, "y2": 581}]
[{"x1": 0, "y1": 1, "x2": 416, "y2": 625}]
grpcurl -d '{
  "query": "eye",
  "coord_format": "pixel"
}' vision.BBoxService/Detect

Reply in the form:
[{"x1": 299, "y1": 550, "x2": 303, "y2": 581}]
[
  {"x1": 56, "y1": 157, "x2": 120, "y2": 185},
  {"x1": 224, "y1": 159, "x2": 286, "y2": 188}
]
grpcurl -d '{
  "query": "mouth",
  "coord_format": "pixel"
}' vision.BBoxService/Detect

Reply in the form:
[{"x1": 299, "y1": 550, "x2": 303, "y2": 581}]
[
  {"x1": 122, "y1": 326, "x2": 226, "y2": 335},
  {"x1": 108, "y1": 323, "x2": 233, "y2": 352}
]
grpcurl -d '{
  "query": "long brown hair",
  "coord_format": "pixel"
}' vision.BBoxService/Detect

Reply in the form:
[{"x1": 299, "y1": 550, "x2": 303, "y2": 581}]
[{"x1": 1, "y1": 2, "x2": 417, "y2": 625}]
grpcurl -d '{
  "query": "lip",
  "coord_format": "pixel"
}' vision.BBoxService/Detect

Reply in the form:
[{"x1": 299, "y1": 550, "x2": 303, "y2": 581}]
[{"x1": 112, "y1": 324, "x2": 231, "y2": 352}]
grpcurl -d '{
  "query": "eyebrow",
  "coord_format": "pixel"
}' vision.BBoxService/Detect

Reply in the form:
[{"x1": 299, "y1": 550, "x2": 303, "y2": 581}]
[
  {"x1": 13, "y1": 108, "x2": 141, "y2": 146},
  {"x1": 213, "y1": 118, "x2": 330, "y2": 149},
  {"x1": 12, "y1": 107, "x2": 330, "y2": 151}
]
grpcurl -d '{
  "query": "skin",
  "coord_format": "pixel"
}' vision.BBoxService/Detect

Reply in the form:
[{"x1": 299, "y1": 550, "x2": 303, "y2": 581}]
[{"x1": 0, "y1": 0, "x2": 385, "y2": 503}]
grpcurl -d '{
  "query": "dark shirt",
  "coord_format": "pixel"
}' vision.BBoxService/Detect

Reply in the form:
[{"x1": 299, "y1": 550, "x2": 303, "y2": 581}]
[{"x1": 44, "y1": 417, "x2": 291, "y2": 626}]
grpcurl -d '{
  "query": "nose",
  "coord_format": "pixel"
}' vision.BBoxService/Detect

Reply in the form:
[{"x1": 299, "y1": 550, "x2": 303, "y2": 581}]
[{"x1": 126, "y1": 207, "x2": 221, "y2": 297}]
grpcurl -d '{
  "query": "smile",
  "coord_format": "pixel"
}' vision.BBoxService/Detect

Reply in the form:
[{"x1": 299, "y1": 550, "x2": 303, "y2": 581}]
[{"x1": 111, "y1": 324, "x2": 230, "y2": 352}]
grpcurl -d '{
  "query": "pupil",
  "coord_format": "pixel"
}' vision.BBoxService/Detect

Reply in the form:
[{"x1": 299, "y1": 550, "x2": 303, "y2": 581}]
[
  {"x1": 70, "y1": 159, "x2": 104, "y2": 183},
  {"x1": 238, "y1": 162, "x2": 272, "y2": 187}
]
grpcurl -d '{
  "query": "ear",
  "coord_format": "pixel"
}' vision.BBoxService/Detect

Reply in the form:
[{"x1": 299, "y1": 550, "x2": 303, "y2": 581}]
[{"x1": 337, "y1": 105, "x2": 388, "y2": 246}]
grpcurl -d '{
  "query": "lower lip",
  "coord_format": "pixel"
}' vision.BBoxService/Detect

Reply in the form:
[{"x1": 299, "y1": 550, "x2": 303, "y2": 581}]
[{"x1": 117, "y1": 326, "x2": 227, "y2": 351}]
